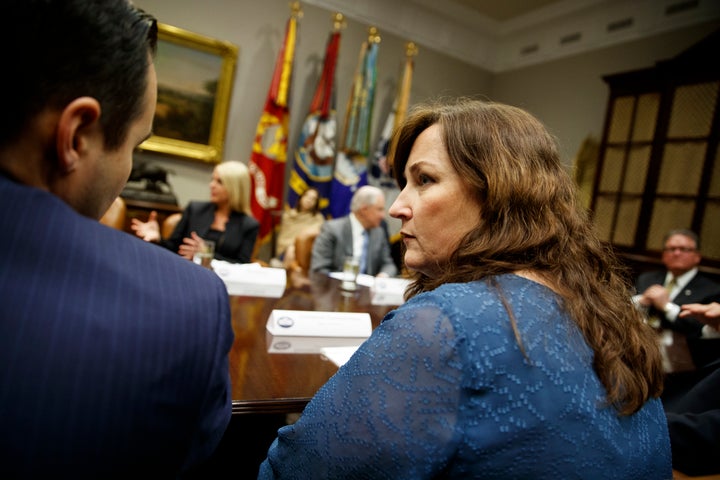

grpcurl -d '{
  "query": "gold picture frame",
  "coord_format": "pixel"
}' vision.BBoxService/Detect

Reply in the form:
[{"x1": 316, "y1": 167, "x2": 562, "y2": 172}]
[{"x1": 138, "y1": 23, "x2": 238, "y2": 164}]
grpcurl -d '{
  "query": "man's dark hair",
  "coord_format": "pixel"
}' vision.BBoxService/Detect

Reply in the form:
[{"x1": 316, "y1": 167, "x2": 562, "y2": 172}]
[{"x1": 1, "y1": 0, "x2": 157, "y2": 150}]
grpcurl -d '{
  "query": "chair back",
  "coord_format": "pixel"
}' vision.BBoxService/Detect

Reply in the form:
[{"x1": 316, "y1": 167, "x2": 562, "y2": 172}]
[
  {"x1": 99, "y1": 197, "x2": 126, "y2": 231},
  {"x1": 162, "y1": 213, "x2": 182, "y2": 239},
  {"x1": 293, "y1": 229, "x2": 319, "y2": 274}
]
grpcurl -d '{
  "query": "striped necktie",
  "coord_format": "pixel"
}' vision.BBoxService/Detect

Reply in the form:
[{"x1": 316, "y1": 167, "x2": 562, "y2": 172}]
[{"x1": 665, "y1": 275, "x2": 677, "y2": 298}]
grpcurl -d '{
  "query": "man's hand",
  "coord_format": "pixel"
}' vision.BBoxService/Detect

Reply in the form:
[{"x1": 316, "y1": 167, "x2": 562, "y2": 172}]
[
  {"x1": 639, "y1": 284, "x2": 671, "y2": 310},
  {"x1": 679, "y1": 302, "x2": 720, "y2": 329}
]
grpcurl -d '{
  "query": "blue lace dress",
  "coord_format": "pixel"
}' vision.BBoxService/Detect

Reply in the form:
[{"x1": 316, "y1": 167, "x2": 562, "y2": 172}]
[{"x1": 258, "y1": 274, "x2": 672, "y2": 479}]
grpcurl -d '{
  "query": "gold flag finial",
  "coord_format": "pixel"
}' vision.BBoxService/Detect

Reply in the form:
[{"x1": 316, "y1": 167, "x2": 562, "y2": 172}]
[
  {"x1": 290, "y1": 1, "x2": 303, "y2": 19},
  {"x1": 368, "y1": 26, "x2": 381, "y2": 44},
  {"x1": 405, "y1": 41, "x2": 418, "y2": 57},
  {"x1": 332, "y1": 13, "x2": 346, "y2": 31}
]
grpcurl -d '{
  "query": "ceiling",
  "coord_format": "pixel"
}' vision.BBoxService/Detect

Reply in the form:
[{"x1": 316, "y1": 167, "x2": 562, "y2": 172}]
[
  {"x1": 302, "y1": 0, "x2": 720, "y2": 72},
  {"x1": 447, "y1": 0, "x2": 565, "y2": 22}
]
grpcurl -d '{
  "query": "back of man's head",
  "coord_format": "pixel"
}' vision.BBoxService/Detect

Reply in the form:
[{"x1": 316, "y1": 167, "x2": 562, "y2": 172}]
[
  {"x1": 350, "y1": 185, "x2": 382, "y2": 213},
  {"x1": 1, "y1": 0, "x2": 157, "y2": 151}
]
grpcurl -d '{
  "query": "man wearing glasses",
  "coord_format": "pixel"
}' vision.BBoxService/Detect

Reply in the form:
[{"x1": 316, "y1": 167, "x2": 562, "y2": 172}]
[{"x1": 634, "y1": 229, "x2": 720, "y2": 339}]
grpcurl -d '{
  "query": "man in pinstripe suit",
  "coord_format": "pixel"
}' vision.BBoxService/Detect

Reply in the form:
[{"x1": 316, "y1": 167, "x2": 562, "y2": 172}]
[{"x1": 0, "y1": 1, "x2": 233, "y2": 477}]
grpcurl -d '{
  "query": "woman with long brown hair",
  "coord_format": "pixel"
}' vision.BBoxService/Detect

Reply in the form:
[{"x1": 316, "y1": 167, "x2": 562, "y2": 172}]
[{"x1": 259, "y1": 99, "x2": 670, "y2": 479}]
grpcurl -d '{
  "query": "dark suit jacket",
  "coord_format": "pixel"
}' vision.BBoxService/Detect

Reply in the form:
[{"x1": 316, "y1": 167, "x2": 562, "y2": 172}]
[
  {"x1": 310, "y1": 216, "x2": 397, "y2": 276},
  {"x1": 635, "y1": 269, "x2": 720, "y2": 336},
  {"x1": 162, "y1": 200, "x2": 259, "y2": 263},
  {"x1": 665, "y1": 360, "x2": 720, "y2": 476},
  {"x1": 0, "y1": 175, "x2": 234, "y2": 477}
]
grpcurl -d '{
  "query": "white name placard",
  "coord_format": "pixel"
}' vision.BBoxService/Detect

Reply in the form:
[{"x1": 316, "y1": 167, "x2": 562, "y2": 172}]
[
  {"x1": 266, "y1": 309, "x2": 372, "y2": 338},
  {"x1": 212, "y1": 261, "x2": 287, "y2": 298},
  {"x1": 370, "y1": 277, "x2": 410, "y2": 306}
]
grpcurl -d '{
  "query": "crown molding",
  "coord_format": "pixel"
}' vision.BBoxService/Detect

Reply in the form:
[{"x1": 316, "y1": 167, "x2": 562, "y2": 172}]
[{"x1": 300, "y1": 0, "x2": 720, "y2": 72}]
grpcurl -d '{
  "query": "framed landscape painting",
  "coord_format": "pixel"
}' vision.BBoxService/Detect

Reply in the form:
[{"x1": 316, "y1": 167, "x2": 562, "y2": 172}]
[{"x1": 138, "y1": 23, "x2": 238, "y2": 163}]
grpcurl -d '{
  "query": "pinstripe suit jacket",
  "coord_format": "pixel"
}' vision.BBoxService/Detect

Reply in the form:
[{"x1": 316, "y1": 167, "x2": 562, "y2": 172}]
[
  {"x1": 310, "y1": 215, "x2": 397, "y2": 276},
  {"x1": 0, "y1": 174, "x2": 234, "y2": 477}
]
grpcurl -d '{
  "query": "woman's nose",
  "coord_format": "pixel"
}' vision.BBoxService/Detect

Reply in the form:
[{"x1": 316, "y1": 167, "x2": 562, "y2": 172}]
[{"x1": 388, "y1": 192, "x2": 410, "y2": 219}]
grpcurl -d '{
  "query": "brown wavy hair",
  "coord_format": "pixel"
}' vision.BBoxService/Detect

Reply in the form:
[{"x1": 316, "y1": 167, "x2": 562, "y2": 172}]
[{"x1": 388, "y1": 98, "x2": 663, "y2": 415}]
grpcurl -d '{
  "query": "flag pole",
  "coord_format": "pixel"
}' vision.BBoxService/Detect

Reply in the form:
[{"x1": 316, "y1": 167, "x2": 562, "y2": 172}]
[{"x1": 332, "y1": 12, "x2": 345, "y2": 32}]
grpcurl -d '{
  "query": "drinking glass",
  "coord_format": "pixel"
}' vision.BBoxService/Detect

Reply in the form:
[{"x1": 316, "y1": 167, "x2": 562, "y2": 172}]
[
  {"x1": 341, "y1": 256, "x2": 360, "y2": 291},
  {"x1": 193, "y1": 239, "x2": 215, "y2": 269}
]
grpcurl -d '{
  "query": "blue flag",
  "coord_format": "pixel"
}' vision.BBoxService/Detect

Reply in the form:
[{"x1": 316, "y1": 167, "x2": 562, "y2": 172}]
[
  {"x1": 328, "y1": 31, "x2": 379, "y2": 218},
  {"x1": 369, "y1": 42, "x2": 416, "y2": 236},
  {"x1": 287, "y1": 28, "x2": 341, "y2": 217},
  {"x1": 369, "y1": 42, "x2": 415, "y2": 191}
]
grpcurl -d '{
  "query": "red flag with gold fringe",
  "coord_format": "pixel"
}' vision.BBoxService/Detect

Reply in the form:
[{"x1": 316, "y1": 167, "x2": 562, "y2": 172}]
[{"x1": 249, "y1": 4, "x2": 299, "y2": 242}]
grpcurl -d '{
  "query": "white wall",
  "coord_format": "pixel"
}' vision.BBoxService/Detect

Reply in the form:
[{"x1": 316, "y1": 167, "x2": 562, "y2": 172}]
[
  {"x1": 133, "y1": 0, "x2": 719, "y2": 215},
  {"x1": 133, "y1": 0, "x2": 492, "y2": 209},
  {"x1": 491, "y1": 20, "x2": 720, "y2": 167}
]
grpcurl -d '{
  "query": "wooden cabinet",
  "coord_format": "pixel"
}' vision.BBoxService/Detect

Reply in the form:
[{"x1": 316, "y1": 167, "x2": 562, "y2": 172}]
[{"x1": 592, "y1": 29, "x2": 720, "y2": 273}]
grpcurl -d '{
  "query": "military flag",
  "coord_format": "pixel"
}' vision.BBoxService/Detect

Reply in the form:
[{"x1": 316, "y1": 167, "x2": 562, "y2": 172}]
[
  {"x1": 369, "y1": 42, "x2": 417, "y2": 236},
  {"x1": 287, "y1": 13, "x2": 345, "y2": 217},
  {"x1": 249, "y1": 3, "x2": 300, "y2": 242},
  {"x1": 328, "y1": 27, "x2": 380, "y2": 219}
]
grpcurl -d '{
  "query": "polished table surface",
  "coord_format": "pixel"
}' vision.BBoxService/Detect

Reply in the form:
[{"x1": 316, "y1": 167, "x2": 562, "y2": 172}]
[
  {"x1": 229, "y1": 272, "x2": 397, "y2": 415},
  {"x1": 228, "y1": 271, "x2": 696, "y2": 415}
]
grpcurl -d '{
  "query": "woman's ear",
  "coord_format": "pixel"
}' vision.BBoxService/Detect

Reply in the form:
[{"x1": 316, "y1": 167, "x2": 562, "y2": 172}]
[{"x1": 55, "y1": 97, "x2": 101, "y2": 174}]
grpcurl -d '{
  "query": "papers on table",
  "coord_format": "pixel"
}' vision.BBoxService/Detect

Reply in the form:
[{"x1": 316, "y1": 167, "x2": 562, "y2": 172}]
[
  {"x1": 320, "y1": 346, "x2": 359, "y2": 367},
  {"x1": 370, "y1": 277, "x2": 410, "y2": 306},
  {"x1": 327, "y1": 272, "x2": 409, "y2": 306},
  {"x1": 211, "y1": 260, "x2": 287, "y2": 298},
  {"x1": 328, "y1": 271, "x2": 376, "y2": 287}
]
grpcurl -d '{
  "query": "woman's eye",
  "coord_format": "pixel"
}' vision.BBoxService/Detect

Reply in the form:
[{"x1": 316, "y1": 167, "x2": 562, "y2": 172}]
[{"x1": 418, "y1": 174, "x2": 432, "y2": 185}]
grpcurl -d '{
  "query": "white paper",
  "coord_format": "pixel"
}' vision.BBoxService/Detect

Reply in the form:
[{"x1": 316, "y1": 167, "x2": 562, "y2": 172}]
[
  {"x1": 370, "y1": 277, "x2": 410, "y2": 305},
  {"x1": 328, "y1": 271, "x2": 376, "y2": 287},
  {"x1": 320, "y1": 346, "x2": 360, "y2": 367},
  {"x1": 212, "y1": 260, "x2": 287, "y2": 298},
  {"x1": 266, "y1": 309, "x2": 372, "y2": 337}
]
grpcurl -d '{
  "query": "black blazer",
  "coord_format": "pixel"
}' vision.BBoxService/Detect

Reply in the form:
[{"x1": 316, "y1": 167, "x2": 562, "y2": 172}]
[
  {"x1": 162, "y1": 201, "x2": 260, "y2": 263},
  {"x1": 635, "y1": 270, "x2": 720, "y2": 336},
  {"x1": 665, "y1": 360, "x2": 720, "y2": 476}
]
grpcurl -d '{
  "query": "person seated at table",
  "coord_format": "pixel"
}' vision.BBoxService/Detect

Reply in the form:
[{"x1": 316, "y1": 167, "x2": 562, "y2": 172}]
[
  {"x1": 664, "y1": 302, "x2": 720, "y2": 476},
  {"x1": 258, "y1": 98, "x2": 670, "y2": 479},
  {"x1": 633, "y1": 229, "x2": 720, "y2": 337},
  {"x1": 310, "y1": 185, "x2": 397, "y2": 277},
  {"x1": 275, "y1": 187, "x2": 325, "y2": 268},
  {"x1": 132, "y1": 161, "x2": 259, "y2": 263},
  {"x1": 0, "y1": 1, "x2": 233, "y2": 476}
]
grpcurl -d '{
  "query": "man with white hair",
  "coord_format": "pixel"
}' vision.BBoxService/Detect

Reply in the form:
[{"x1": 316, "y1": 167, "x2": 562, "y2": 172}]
[{"x1": 311, "y1": 185, "x2": 397, "y2": 276}]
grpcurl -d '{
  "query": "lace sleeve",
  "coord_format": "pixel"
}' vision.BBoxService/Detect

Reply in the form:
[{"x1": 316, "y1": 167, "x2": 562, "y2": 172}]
[{"x1": 259, "y1": 297, "x2": 464, "y2": 479}]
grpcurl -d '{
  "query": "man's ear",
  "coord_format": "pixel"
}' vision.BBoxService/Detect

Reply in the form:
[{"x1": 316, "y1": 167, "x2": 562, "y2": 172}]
[{"x1": 55, "y1": 97, "x2": 102, "y2": 174}]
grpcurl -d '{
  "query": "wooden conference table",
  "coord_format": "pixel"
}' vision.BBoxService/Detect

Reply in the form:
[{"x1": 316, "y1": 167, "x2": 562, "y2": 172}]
[
  {"x1": 227, "y1": 270, "x2": 696, "y2": 416},
  {"x1": 228, "y1": 271, "x2": 398, "y2": 415}
]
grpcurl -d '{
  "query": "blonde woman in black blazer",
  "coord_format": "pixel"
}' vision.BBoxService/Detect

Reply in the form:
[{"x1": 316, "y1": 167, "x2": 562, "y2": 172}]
[{"x1": 133, "y1": 161, "x2": 259, "y2": 263}]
